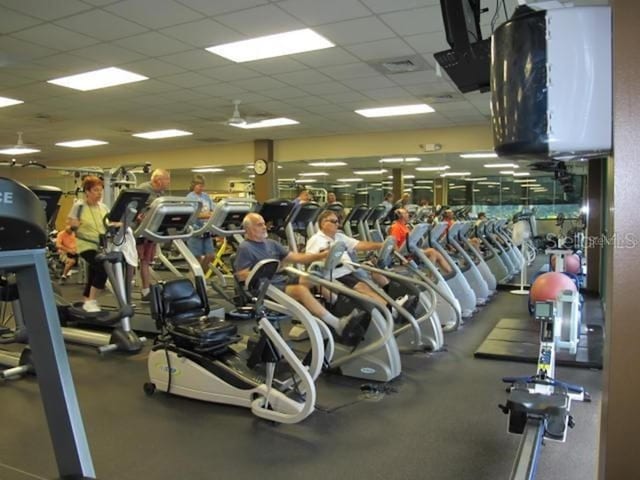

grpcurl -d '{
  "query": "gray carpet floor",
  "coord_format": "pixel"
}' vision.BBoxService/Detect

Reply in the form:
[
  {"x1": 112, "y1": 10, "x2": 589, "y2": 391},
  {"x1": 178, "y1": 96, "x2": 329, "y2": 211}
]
[{"x1": 0, "y1": 290, "x2": 602, "y2": 480}]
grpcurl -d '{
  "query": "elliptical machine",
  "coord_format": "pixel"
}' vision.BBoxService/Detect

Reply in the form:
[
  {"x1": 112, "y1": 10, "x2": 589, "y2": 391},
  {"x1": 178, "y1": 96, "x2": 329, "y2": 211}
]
[{"x1": 58, "y1": 189, "x2": 150, "y2": 353}]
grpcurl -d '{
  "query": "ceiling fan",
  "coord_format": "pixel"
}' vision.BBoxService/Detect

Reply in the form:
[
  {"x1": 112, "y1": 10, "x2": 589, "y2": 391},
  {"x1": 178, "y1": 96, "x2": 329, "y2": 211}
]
[
  {"x1": 0, "y1": 132, "x2": 41, "y2": 156},
  {"x1": 226, "y1": 99, "x2": 247, "y2": 126}
]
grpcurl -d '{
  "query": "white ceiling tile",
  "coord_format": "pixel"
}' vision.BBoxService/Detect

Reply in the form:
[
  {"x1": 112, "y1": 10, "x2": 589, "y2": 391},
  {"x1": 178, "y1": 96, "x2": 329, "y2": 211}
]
[
  {"x1": 0, "y1": 0, "x2": 91, "y2": 21},
  {"x1": 55, "y1": 10, "x2": 149, "y2": 42},
  {"x1": 389, "y1": 69, "x2": 440, "y2": 86},
  {"x1": 431, "y1": 101, "x2": 479, "y2": 113},
  {"x1": 0, "y1": 36, "x2": 57, "y2": 62},
  {"x1": 13, "y1": 24, "x2": 100, "y2": 51},
  {"x1": 296, "y1": 47, "x2": 360, "y2": 68},
  {"x1": 346, "y1": 37, "x2": 416, "y2": 61},
  {"x1": 272, "y1": 68, "x2": 333, "y2": 86},
  {"x1": 214, "y1": 4, "x2": 305, "y2": 36},
  {"x1": 159, "y1": 72, "x2": 213, "y2": 88},
  {"x1": 233, "y1": 77, "x2": 288, "y2": 91},
  {"x1": 192, "y1": 83, "x2": 249, "y2": 97},
  {"x1": 341, "y1": 75, "x2": 396, "y2": 90},
  {"x1": 0, "y1": 6, "x2": 42, "y2": 34},
  {"x1": 156, "y1": 89, "x2": 210, "y2": 103},
  {"x1": 0, "y1": 71, "x2": 33, "y2": 88},
  {"x1": 114, "y1": 32, "x2": 192, "y2": 57},
  {"x1": 36, "y1": 53, "x2": 103, "y2": 76},
  {"x1": 300, "y1": 82, "x2": 353, "y2": 95},
  {"x1": 82, "y1": 0, "x2": 121, "y2": 5},
  {"x1": 405, "y1": 81, "x2": 459, "y2": 96},
  {"x1": 380, "y1": 6, "x2": 444, "y2": 36},
  {"x1": 119, "y1": 79, "x2": 178, "y2": 94},
  {"x1": 121, "y1": 58, "x2": 186, "y2": 77},
  {"x1": 262, "y1": 86, "x2": 308, "y2": 100},
  {"x1": 160, "y1": 18, "x2": 244, "y2": 48},
  {"x1": 200, "y1": 65, "x2": 262, "y2": 82},
  {"x1": 105, "y1": 0, "x2": 204, "y2": 29},
  {"x1": 325, "y1": 91, "x2": 369, "y2": 103},
  {"x1": 314, "y1": 16, "x2": 397, "y2": 46},
  {"x1": 363, "y1": 86, "x2": 415, "y2": 99},
  {"x1": 322, "y1": 62, "x2": 379, "y2": 80},
  {"x1": 72, "y1": 43, "x2": 145, "y2": 65},
  {"x1": 175, "y1": 0, "x2": 268, "y2": 16},
  {"x1": 277, "y1": 0, "x2": 371, "y2": 26},
  {"x1": 244, "y1": 58, "x2": 307, "y2": 76},
  {"x1": 360, "y1": 0, "x2": 439, "y2": 14},
  {"x1": 159, "y1": 49, "x2": 231, "y2": 70},
  {"x1": 285, "y1": 96, "x2": 329, "y2": 107},
  {"x1": 404, "y1": 31, "x2": 450, "y2": 54}
]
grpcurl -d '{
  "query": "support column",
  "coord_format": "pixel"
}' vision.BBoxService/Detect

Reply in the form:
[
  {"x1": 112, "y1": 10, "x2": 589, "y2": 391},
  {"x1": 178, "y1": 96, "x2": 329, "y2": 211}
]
[
  {"x1": 599, "y1": 2, "x2": 640, "y2": 478},
  {"x1": 434, "y1": 178, "x2": 447, "y2": 206},
  {"x1": 585, "y1": 158, "x2": 604, "y2": 294},
  {"x1": 392, "y1": 168, "x2": 403, "y2": 202},
  {"x1": 254, "y1": 139, "x2": 276, "y2": 202}
]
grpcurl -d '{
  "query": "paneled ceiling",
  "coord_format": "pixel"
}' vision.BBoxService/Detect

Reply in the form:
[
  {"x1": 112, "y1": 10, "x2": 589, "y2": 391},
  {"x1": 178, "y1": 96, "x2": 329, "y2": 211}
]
[{"x1": 0, "y1": 0, "x2": 607, "y2": 170}]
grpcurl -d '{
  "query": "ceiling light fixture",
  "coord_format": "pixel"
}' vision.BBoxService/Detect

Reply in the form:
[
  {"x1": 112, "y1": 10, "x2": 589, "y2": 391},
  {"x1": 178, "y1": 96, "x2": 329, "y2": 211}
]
[
  {"x1": 460, "y1": 152, "x2": 498, "y2": 159},
  {"x1": 298, "y1": 172, "x2": 329, "y2": 177},
  {"x1": 191, "y1": 167, "x2": 224, "y2": 173},
  {"x1": 56, "y1": 139, "x2": 108, "y2": 148},
  {"x1": 440, "y1": 172, "x2": 471, "y2": 177},
  {"x1": 48, "y1": 67, "x2": 148, "y2": 91},
  {"x1": 337, "y1": 178, "x2": 363, "y2": 182},
  {"x1": 0, "y1": 96, "x2": 24, "y2": 108},
  {"x1": 309, "y1": 161, "x2": 347, "y2": 167},
  {"x1": 415, "y1": 166, "x2": 450, "y2": 172},
  {"x1": 353, "y1": 169, "x2": 387, "y2": 175},
  {"x1": 206, "y1": 28, "x2": 334, "y2": 63},
  {"x1": 133, "y1": 129, "x2": 192, "y2": 139},
  {"x1": 355, "y1": 103, "x2": 434, "y2": 118},
  {"x1": 484, "y1": 163, "x2": 518, "y2": 168}
]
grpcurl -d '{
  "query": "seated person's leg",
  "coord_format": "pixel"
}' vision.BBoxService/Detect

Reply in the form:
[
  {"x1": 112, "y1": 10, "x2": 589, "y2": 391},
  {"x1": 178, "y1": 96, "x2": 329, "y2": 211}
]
[
  {"x1": 337, "y1": 273, "x2": 387, "y2": 306},
  {"x1": 425, "y1": 248, "x2": 453, "y2": 275}
]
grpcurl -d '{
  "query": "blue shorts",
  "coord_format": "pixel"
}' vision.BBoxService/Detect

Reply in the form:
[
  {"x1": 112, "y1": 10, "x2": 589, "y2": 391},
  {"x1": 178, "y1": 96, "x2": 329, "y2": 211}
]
[{"x1": 187, "y1": 236, "x2": 215, "y2": 257}]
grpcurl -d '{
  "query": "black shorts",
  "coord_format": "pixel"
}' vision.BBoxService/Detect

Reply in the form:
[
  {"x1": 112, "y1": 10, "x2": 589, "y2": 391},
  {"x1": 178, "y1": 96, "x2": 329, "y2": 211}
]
[
  {"x1": 67, "y1": 253, "x2": 79, "y2": 259},
  {"x1": 336, "y1": 273, "x2": 362, "y2": 289}
]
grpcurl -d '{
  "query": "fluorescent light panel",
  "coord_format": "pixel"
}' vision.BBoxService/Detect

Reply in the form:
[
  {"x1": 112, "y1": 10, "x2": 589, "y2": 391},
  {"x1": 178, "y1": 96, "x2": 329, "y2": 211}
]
[
  {"x1": 0, "y1": 96, "x2": 23, "y2": 108},
  {"x1": 0, "y1": 147, "x2": 40, "y2": 155},
  {"x1": 513, "y1": 172, "x2": 531, "y2": 177},
  {"x1": 356, "y1": 104, "x2": 434, "y2": 118},
  {"x1": 441, "y1": 172, "x2": 471, "y2": 177},
  {"x1": 298, "y1": 172, "x2": 328, "y2": 177},
  {"x1": 192, "y1": 167, "x2": 224, "y2": 173},
  {"x1": 48, "y1": 67, "x2": 147, "y2": 91},
  {"x1": 337, "y1": 178, "x2": 363, "y2": 182},
  {"x1": 206, "y1": 29, "x2": 334, "y2": 63},
  {"x1": 484, "y1": 163, "x2": 518, "y2": 168},
  {"x1": 231, "y1": 118, "x2": 298, "y2": 129},
  {"x1": 460, "y1": 152, "x2": 498, "y2": 159},
  {"x1": 56, "y1": 139, "x2": 108, "y2": 148},
  {"x1": 133, "y1": 129, "x2": 192, "y2": 139},
  {"x1": 415, "y1": 166, "x2": 450, "y2": 171},
  {"x1": 353, "y1": 169, "x2": 387, "y2": 175},
  {"x1": 295, "y1": 178, "x2": 317, "y2": 183},
  {"x1": 309, "y1": 161, "x2": 347, "y2": 167},
  {"x1": 379, "y1": 157, "x2": 404, "y2": 163}
]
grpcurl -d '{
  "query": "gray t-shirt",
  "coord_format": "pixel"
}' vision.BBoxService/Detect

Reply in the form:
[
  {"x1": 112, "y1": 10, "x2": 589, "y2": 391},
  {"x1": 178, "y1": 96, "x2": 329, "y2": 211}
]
[
  {"x1": 234, "y1": 239, "x2": 289, "y2": 273},
  {"x1": 138, "y1": 181, "x2": 165, "y2": 205}
]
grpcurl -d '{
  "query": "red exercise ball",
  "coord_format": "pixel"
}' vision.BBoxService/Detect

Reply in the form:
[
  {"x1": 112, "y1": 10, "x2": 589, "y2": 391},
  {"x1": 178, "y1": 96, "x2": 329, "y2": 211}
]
[
  {"x1": 530, "y1": 272, "x2": 578, "y2": 303},
  {"x1": 550, "y1": 254, "x2": 581, "y2": 274}
]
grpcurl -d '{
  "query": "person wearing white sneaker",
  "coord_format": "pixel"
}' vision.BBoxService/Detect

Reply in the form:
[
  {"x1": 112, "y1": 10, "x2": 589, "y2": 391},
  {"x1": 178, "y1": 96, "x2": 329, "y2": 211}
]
[{"x1": 68, "y1": 176, "x2": 111, "y2": 314}]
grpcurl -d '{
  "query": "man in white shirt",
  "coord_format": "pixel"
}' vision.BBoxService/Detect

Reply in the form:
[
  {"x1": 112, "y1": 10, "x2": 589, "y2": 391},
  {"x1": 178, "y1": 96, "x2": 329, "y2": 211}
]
[{"x1": 306, "y1": 210, "x2": 388, "y2": 305}]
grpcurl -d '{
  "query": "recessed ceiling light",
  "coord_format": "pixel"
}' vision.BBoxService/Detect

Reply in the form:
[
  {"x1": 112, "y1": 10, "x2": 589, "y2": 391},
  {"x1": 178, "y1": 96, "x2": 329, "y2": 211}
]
[
  {"x1": 499, "y1": 170, "x2": 517, "y2": 175},
  {"x1": 460, "y1": 152, "x2": 498, "y2": 159},
  {"x1": 404, "y1": 157, "x2": 421, "y2": 162},
  {"x1": 331, "y1": 184, "x2": 350, "y2": 188},
  {"x1": 191, "y1": 167, "x2": 224, "y2": 173},
  {"x1": 278, "y1": 178, "x2": 296, "y2": 182},
  {"x1": 379, "y1": 157, "x2": 404, "y2": 163},
  {"x1": 56, "y1": 139, "x2": 108, "y2": 148},
  {"x1": 478, "y1": 181, "x2": 501, "y2": 185},
  {"x1": 484, "y1": 163, "x2": 518, "y2": 168},
  {"x1": 513, "y1": 172, "x2": 530, "y2": 177},
  {"x1": 206, "y1": 28, "x2": 334, "y2": 63},
  {"x1": 133, "y1": 129, "x2": 193, "y2": 139},
  {"x1": 403, "y1": 174, "x2": 415, "y2": 179},
  {"x1": 337, "y1": 178, "x2": 363, "y2": 182},
  {"x1": 415, "y1": 180, "x2": 433, "y2": 184},
  {"x1": 48, "y1": 67, "x2": 148, "y2": 91},
  {"x1": 464, "y1": 177, "x2": 488, "y2": 181},
  {"x1": 514, "y1": 179, "x2": 538, "y2": 183},
  {"x1": 0, "y1": 146, "x2": 40, "y2": 155},
  {"x1": 230, "y1": 118, "x2": 299, "y2": 129},
  {"x1": 355, "y1": 104, "x2": 434, "y2": 118},
  {"x1": 415, "y1": 166, "x2": 450, "y2": 171},
  {"x1": 0, "y1": 96, "x2": 24, "y2": 108},
  {"x1": 295, "y1": 178, "x2": 317, "y2": 183},
  {"x1": 440, "y1": 172, "x2": 471, "y2": 177},
  {"x1": 299, "y1": 172, "x2": 329, "y2": 176},
  {"x1": 309, "y1": 161, "x2": 347, "y2": 167},
  {"x1": 353, "y1": 169, "x2": 387, "y2": 175}
]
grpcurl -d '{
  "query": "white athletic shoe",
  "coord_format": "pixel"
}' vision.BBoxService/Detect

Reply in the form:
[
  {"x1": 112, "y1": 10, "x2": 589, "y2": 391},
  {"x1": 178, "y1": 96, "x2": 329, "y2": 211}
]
[{"x1": 82, "y1": 300, "x2": 101, "y2": 313}]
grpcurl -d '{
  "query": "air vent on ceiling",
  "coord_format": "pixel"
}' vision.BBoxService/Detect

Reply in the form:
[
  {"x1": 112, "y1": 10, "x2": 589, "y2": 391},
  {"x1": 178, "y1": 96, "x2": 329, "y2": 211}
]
[
  {"x1": 422, "y1": 92, "x2": 465, "y2": 103},
  {"x1": 369, "y1": 55, "x2": 430, "y2": 75}
]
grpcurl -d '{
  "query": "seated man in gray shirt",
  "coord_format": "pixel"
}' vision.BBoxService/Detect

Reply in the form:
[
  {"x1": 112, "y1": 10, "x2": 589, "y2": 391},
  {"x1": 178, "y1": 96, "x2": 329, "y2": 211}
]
[{"x1": 234, "y1": 213, "x2": 368, "y2": 346}]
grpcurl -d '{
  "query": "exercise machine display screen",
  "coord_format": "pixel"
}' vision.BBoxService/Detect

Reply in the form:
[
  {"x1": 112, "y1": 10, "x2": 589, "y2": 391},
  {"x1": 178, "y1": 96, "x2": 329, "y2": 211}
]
[{"x1": 534, "y1": 301, "x2": 553, "y2": 320}]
